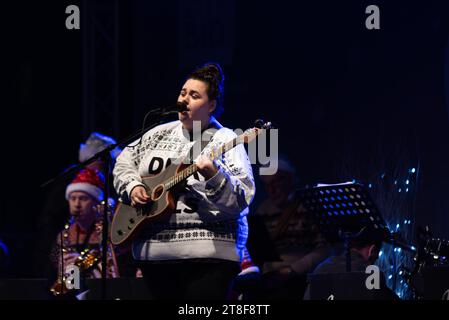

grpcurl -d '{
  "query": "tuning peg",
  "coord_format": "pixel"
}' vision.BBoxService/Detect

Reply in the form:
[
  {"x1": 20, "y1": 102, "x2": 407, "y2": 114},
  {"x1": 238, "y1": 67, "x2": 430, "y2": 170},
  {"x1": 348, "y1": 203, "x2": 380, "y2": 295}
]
[
  {"x1": 263, "y1": 121, "x2": 273, "y2": 129},
  {"x1": 254, "y1": 119, "x2": 275, "y2": 129}
]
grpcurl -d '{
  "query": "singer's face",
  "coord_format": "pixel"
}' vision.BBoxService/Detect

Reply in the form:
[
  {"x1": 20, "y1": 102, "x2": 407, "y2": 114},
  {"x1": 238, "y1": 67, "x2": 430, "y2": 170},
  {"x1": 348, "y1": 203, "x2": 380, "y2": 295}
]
[{"x1": 177, "y1": 79, "x2": 216, "y2": 131}]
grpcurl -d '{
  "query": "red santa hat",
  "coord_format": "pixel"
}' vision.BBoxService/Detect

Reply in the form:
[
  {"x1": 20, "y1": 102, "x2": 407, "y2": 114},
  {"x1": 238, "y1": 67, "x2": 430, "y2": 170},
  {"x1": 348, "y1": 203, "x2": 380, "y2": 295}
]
[
  {"x1": 239, "y1": 247, "x2": 260, "y2": 275},
  {"x1": 65, "y1": 169, "x2": 105, "y2": 202}
]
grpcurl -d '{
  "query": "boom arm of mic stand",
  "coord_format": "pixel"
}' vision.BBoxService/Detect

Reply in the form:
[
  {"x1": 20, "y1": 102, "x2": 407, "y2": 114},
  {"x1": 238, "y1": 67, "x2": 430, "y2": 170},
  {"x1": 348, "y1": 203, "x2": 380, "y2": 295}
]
[
  {"x1": 40, "y1": 117, "x2": 166, "y2": 189},
  {"x1": 385, "y1": 233, "x2": 417, "y2": 253}
]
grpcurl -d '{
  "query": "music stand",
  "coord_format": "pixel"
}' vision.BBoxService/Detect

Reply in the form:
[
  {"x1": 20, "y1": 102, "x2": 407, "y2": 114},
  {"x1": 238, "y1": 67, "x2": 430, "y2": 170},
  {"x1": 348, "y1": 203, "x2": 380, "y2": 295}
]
[{"x1": 297, "y1": 182, "x2": 391, "y2": 272}]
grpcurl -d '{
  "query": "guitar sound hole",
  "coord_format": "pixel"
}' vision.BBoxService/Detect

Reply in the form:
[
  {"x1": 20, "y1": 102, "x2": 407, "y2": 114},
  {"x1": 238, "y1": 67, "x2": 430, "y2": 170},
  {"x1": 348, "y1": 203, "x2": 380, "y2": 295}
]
[
  {"x1": 117, "y1": 230, "x2": 123, "y2": 236},
  {"x1": 152, "y1": 185, "x2": 164, "y2": 200},
  {"x1": 129, "y1": 218, "x2": 135, "y2": 224}
]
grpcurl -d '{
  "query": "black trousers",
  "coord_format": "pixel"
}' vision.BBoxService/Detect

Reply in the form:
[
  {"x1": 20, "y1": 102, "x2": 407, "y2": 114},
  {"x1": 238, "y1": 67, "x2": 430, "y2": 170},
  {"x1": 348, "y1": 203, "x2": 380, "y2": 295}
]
[{"x1": 138, "y1": 259, "x2": 240, "y2": 300}]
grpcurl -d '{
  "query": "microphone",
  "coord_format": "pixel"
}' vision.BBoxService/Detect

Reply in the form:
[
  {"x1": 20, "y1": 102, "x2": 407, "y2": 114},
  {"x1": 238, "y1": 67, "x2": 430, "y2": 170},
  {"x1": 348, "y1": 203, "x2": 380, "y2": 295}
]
[{"x1": 160, "y1": 101, "x2": 189, "y2": 115}]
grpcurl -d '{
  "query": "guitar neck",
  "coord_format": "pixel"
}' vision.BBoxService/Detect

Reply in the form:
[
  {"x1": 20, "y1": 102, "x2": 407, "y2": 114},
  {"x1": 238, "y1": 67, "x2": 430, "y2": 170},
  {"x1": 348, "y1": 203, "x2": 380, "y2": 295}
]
[{"x1": 164, "y1": 135, "x2": 244, "y2": 190}]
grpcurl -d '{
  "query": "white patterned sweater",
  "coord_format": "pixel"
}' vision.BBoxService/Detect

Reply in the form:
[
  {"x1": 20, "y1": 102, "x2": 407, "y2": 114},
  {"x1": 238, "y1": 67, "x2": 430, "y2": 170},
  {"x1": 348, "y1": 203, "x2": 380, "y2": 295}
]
[{"x1": 113, "y1": 118, "x2": 255, "y2": 263}]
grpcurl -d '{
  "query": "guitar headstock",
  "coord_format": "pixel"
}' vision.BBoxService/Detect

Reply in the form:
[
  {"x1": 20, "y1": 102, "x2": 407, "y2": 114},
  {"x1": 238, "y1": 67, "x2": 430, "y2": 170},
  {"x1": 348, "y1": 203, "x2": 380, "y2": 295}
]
[
  {"x1": 242, "y1": 119, "x2": 274, "y2": 143},
  {"x1": 254, "y1": 119, "x2": 274, "y2": 130}
]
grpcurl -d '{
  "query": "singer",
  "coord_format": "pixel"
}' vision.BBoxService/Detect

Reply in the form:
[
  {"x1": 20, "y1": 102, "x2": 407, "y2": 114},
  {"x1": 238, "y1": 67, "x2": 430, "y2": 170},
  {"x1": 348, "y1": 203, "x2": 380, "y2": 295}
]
[{"x1": 113, "y1": 62, "x2": 256, "y2": 299}]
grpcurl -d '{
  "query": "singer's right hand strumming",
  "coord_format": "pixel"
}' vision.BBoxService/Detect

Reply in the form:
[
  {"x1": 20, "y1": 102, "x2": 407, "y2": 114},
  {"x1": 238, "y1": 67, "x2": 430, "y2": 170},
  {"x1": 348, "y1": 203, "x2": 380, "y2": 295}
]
[{"x1": 130, "y1": 186, "x2": 150, "y2": 207}]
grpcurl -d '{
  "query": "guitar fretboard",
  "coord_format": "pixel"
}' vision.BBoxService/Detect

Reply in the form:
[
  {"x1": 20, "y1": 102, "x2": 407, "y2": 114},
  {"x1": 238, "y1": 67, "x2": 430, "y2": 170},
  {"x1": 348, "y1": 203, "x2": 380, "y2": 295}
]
[{"x1": 164, "y1": 133, "x2": 247, "y2": 189}]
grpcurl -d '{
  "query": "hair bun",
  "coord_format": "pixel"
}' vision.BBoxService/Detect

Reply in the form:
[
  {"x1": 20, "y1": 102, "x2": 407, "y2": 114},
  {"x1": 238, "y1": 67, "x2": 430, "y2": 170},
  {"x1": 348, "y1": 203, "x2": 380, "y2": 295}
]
[{"x1": 203, "y1": 63, "x2": 224, "y2": 84}]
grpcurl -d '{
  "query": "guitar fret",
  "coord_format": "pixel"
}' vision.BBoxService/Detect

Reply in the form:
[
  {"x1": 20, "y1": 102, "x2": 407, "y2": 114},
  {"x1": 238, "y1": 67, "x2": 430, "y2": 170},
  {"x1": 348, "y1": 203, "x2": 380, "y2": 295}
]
[{"x1": 165, "y1": 136, "x2": 246, "y2": 189}]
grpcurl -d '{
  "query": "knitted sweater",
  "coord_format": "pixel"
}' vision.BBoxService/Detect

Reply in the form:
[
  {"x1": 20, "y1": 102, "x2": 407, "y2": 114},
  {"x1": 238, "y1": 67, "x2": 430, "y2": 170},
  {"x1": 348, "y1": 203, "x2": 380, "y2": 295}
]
[{"x1": 113, "y1": 118, "x2": 255, "y2": 263}]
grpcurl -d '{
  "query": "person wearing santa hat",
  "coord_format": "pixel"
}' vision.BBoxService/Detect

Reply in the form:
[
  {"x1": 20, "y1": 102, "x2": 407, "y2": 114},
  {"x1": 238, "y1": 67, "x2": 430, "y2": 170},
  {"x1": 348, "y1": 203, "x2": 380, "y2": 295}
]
[
  {"x1": 35, "y1": 132, "x2": 122, "y2": 280},
  {"x1": 50, "y1": 168, "x2": 119, "y2": 296},
  {"x1": 65, "y1": 168, "x2": 105, "y2": 230}
]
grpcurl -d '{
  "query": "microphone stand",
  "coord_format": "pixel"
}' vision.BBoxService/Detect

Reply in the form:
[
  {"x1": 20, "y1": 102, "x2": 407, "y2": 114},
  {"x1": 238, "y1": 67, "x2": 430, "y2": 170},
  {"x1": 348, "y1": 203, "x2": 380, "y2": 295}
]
[{"x1": 41, "y1": 107, "x2": 177, "y2": 299}]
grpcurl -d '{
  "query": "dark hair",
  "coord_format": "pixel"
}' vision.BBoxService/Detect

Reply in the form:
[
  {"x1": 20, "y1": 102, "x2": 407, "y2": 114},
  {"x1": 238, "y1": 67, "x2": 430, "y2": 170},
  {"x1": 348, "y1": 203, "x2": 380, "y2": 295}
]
[
  {"x1": 188, "y1": 62, "x2": 225, "y2": 118},
  {"x1": 350, "y1": 227, "x2": 385, "y2": 250}
]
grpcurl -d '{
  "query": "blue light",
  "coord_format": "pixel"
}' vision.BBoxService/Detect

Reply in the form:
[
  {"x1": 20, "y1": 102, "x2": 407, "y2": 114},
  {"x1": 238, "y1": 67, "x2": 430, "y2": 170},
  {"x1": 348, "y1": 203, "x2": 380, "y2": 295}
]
[
  {"x1": 411, "y1": 246, "x2": 416, "y2": 251},
  {"x1": 397, "y1": 248, "x2": 402, "y2": 253},
  {"x1": 388, "y1": 275, "x2": 393, "y2": 280},
  {"x1": 406, "y1": 188, "x2": 409, "y2": 192},
  {"x1": 396, "y1": 224, "x2": 400, "y2": 230},
  {"x1": 394, "y1": 180, "x2": 398, "y2": 185},
  {"x1": 368, "y1": 183, "x2": 372, "y2": 188},
  {"x1": 411, "y1": 168, "x2": 416, "y2": 173},
  {"x1": 405, "y1": 180, "x2": 409, "y2": 185},
  {"x1": 378, "y1": 251, "x2": 383, "y2": 257},
  {"x1": 403, "y1": 220, "x2": 407, "y2": 224},
  {"x1": 398, "y1": 188, "x2": 402, "y2": 193}
]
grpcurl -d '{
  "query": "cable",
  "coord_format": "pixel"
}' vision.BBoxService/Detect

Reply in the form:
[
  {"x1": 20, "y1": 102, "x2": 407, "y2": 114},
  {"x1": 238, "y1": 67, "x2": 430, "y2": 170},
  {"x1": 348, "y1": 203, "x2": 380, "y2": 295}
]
[
  {"x1": 126, "y1": 107, "x2": 166, "y2": 149},
  {"x1": 60, "y1": 227, "x2": 64, "y2": 295}
]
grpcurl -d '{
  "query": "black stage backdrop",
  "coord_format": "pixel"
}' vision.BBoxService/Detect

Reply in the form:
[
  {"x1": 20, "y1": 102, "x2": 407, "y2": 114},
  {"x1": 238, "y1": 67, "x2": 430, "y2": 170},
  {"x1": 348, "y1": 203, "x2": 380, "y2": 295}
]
[{"x1": 1, "y1": 0, "x2": 449, "y2": 278}]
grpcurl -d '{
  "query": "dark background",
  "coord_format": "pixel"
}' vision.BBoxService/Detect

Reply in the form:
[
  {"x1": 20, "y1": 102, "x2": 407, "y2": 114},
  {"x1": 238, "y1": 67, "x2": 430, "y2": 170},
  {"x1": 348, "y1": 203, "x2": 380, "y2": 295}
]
[{"x1": 1, "y1": 0, "x2": 449, "y2": 277}]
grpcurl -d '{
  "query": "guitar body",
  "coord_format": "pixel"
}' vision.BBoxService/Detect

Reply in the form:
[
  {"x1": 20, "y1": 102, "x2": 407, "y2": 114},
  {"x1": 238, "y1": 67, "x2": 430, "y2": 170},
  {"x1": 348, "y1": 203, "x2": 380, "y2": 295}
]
[{"x1": 111, "y1": 162, "x2": 187, "y2": 246}]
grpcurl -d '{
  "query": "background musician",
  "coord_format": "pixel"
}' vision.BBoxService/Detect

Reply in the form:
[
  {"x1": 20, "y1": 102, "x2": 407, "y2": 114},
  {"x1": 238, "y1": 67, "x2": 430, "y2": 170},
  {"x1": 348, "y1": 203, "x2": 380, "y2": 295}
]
[{"x1": 50, "y1": 168, "x2": 119, "y2": 296}]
